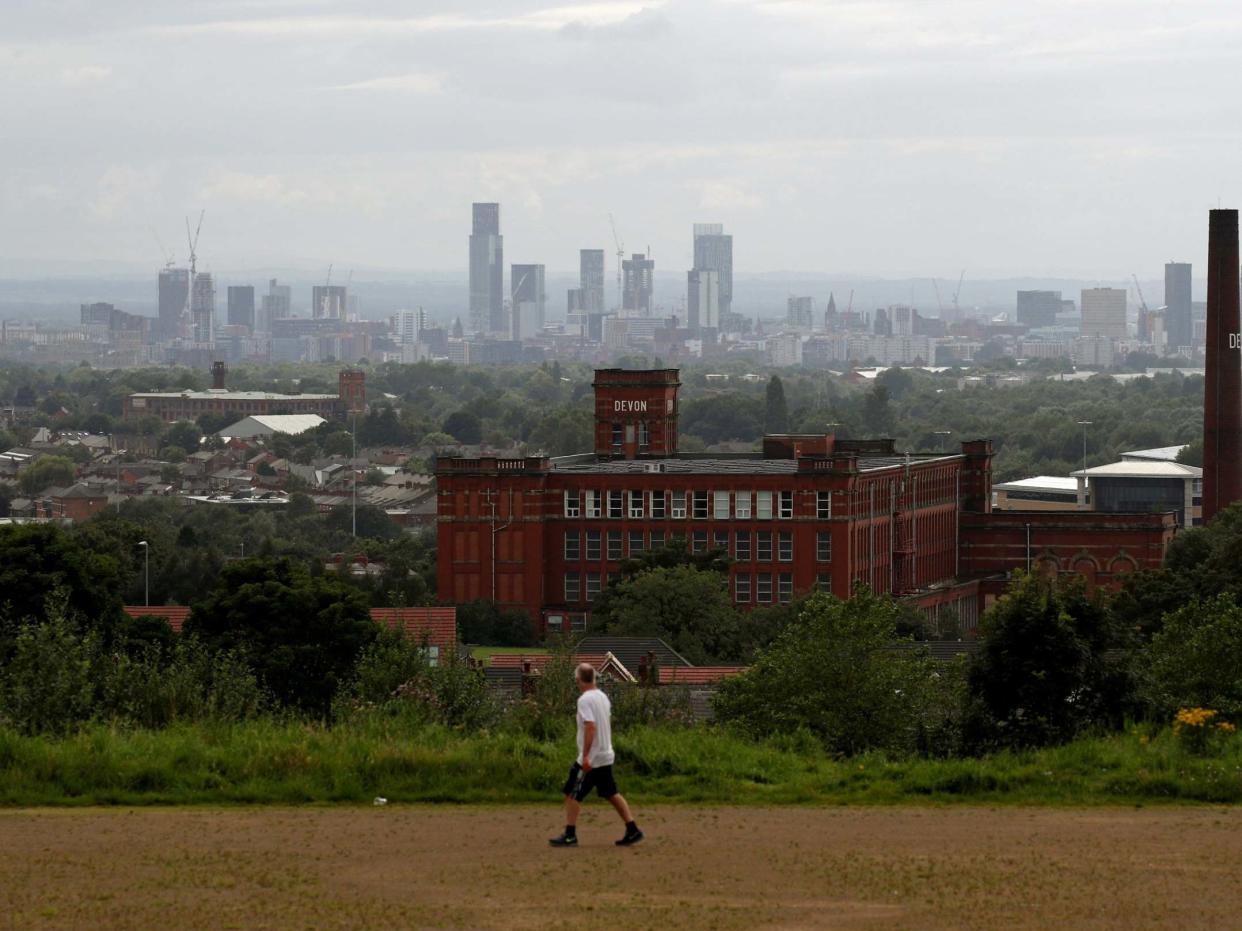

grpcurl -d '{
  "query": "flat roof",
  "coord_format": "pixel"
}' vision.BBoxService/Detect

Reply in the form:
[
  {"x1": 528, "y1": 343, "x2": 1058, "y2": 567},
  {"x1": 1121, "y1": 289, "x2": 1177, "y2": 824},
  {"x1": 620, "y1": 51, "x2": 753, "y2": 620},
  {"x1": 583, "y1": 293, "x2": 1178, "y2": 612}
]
[
  {"x1": 993, "y1": 476, "x2": 1079, "y2": 494},
  {"x1": 1121, "y1": 445, "x2": 1188, "y2": 462},
  {"x1": 550, "y1": 453, "x2": 959, "y2": 475},
  {"x1": 1071, "y1": 460, "x2": 1201, "y2": 479},
  {"x1": 130, "y1": 391, "x2": 337, "y2": 401}
]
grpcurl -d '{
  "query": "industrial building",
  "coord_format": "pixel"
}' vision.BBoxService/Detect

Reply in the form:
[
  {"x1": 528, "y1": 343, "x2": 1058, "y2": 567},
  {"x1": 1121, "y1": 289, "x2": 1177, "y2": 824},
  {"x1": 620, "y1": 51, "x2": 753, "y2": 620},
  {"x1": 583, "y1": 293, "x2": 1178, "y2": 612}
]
[{"x1": 437, "y1": 368, "x2": 1175, "y2": 633}]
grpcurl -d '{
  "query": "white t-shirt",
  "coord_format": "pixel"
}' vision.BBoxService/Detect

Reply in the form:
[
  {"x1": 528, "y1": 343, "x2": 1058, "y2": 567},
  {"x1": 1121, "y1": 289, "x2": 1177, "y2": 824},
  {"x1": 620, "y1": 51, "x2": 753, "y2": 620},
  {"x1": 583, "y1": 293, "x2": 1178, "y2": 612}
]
[{"x1": 576, "y1": 688, "x2": 615, "y2": 768}]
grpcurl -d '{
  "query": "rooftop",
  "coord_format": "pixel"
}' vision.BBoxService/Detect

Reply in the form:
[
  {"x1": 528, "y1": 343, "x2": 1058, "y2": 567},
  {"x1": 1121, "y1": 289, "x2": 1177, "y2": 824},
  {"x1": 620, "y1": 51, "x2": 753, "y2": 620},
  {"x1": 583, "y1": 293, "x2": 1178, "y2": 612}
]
[
  {"x1": 217, "y1": 414, "x2": 328, "y2": 437},
  {"x1": 1071, "y1": 460, "x2": 1202, "y2": 479},
  {"x1": 130, "y1": 390, "x2": 338, "y2": 401},
  {"x1": 1121, "y1": 445, "x2": 1189, "y2": 463},
  {"x1": 993, "y1": 476, "x2": 1080, "y2": 494},
  {"x1": 550, "y1": 452, "x2": 959, "y2": 475}
]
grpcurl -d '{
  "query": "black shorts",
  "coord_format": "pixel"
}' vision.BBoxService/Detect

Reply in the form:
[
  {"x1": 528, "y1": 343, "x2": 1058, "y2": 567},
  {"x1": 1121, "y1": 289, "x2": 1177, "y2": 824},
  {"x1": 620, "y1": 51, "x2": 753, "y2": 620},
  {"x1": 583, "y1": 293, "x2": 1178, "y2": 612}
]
[{"x1": 562, "y1": 762, "x2": 618, "y2": 801}]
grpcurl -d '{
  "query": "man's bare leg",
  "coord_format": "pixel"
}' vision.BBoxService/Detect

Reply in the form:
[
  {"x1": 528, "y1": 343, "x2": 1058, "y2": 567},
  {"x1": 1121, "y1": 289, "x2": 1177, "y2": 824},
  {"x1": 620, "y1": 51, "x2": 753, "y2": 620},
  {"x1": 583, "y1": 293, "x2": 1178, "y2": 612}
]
[
  {"x1": 564, "y1": 795, "x2": 581, "y2": 827},
  {"x1": 607, "y1": 793, "x2": 633, "y2": 823}
]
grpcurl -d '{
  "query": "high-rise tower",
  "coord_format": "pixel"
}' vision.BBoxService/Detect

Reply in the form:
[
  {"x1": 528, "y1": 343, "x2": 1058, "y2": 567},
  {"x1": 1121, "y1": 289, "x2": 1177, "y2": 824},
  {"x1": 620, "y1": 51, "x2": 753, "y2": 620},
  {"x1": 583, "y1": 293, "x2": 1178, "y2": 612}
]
[
  {"x1": 1202, "y1": 209, "x2": 1242, "y2": 523},
  {"x1": 580, "y1": 249, "x2": 605, "y2": 313},
  {"x1": 158, "y1": 267, "x2": 190, "y2": 340},
  {"x1": 469, "y1": 203, "x2": 503, "y2": 334},
  {"x1": 693, "y1": 223, "x2": 733, "y2": 318},
  {"x1": 1164, "y1": 262, "x2": 1193, "y2": 354}
]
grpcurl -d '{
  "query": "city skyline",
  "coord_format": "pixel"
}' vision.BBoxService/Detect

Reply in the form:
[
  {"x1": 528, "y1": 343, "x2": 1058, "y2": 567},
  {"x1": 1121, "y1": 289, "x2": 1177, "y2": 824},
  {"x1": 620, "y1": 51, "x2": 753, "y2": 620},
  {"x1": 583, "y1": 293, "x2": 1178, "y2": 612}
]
[{"x1": 4, "y1": 1, "x2": 1242, "y2": 277}]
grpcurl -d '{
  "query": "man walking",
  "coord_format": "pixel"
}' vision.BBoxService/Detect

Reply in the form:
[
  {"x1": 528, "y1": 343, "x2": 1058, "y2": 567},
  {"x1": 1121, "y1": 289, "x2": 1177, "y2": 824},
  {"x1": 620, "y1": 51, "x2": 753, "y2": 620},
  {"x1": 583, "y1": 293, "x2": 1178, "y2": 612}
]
[{"x1": 549, "y1": 663, "x2": 643, "y2": 847}]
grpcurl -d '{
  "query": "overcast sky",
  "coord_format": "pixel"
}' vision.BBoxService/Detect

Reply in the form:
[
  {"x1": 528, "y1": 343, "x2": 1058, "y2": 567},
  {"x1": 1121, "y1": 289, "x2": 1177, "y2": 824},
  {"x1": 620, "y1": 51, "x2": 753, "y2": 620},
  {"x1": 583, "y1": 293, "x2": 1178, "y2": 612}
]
[{"x1": 4, "y1": 0, "x2": 1242, "y2": 278}]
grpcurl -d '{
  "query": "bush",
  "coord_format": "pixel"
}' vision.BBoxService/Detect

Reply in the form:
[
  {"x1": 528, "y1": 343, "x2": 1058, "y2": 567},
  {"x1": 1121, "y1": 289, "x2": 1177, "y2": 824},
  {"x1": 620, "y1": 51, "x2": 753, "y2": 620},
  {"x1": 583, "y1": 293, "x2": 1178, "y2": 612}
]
[
  {"x1": 0, "y1": 593, "x2": 100, "y2": 735},
  {"x1": 1147, "y1": 594, "x2": 1242, "y2": 718},
  {"x1": 713, "y1": 589, "x2": 945, "y2": 756}
]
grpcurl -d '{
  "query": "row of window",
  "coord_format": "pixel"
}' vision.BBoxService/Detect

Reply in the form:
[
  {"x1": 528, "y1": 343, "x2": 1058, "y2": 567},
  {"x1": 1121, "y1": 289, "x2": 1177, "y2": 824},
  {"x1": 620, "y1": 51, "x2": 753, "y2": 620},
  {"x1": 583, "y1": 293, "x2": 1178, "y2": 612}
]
[
  {"x1": 564, "y1": 489, "x2": 832, "y2": 521},
  {"x1": 562, "y1": 571, "x2": 834, "y2": 605},
  {"x1": 563, "y1": 529, "x2": 832, "y2": 563}
]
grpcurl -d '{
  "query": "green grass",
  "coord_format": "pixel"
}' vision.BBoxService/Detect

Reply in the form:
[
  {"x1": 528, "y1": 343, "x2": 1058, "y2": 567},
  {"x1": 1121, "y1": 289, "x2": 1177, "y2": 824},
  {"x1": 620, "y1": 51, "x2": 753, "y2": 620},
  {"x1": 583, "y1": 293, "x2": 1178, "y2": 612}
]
[
  {"x1": 2, "y1": 717, "x2": 1241, "y2": 807},
  {"x1": 469, "y1": 646, "x2": 549, "y2": 665}
]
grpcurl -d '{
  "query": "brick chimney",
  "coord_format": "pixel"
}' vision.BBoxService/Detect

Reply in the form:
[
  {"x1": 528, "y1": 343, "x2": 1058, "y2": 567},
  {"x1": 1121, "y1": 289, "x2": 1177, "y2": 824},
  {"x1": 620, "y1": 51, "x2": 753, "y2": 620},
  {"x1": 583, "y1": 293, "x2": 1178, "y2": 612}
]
[
  {"x1": 1203, "y1": 208, "x2": 1242, "y2": 523},
  {"x1": 211, "y1": 360, "x2": 227, "y2": 390},
  {"x1": 960, "y1": 439, "x2": 993, "y2": 514}
]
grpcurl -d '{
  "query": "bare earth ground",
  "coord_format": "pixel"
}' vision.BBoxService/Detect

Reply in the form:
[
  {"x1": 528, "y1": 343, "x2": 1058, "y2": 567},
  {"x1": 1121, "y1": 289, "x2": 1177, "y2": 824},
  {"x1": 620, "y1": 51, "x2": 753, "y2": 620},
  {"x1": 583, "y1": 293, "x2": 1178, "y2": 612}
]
[{"x1": 3, "y1": 806, "x2": 1242, "y2": 930}]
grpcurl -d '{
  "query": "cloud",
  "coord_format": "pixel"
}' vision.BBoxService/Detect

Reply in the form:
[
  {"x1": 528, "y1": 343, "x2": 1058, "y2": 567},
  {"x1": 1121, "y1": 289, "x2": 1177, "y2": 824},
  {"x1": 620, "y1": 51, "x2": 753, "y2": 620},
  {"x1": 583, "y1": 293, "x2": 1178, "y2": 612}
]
[
  {"x1": 692, "y1": 180, "x2": 764, "y2": 210},
  {"x1": 60, "y1": 64, "x2": 112, "y2": 86},
  {"x1": 331, "y1": 72, "x2": 443, "y2": 94}
]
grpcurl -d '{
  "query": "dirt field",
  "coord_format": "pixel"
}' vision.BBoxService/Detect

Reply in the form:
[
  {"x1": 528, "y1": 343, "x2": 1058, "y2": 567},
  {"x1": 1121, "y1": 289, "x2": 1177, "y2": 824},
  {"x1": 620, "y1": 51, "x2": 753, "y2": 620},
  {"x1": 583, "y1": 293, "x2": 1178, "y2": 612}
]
[{"x1": 2, "y1": 806, "x2": 1241, "y2": 930}]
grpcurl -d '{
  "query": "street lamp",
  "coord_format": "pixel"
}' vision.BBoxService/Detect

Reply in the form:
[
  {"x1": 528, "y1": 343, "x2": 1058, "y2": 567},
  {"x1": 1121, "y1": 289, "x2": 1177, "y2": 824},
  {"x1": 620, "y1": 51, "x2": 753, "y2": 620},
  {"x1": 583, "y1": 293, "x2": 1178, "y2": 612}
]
[
  {"x1": 933, "y1": 430, "x2": 952, "y2": 453},
  {"x1": 351, "y1": 409, "x2": 358, "y2": 538},
  {"x1": 137, "y1": 540, "x2": 149, "y2": 607},
  {"x1": 1076, "y1": 420, "x2": 1093, "y2": 509}
]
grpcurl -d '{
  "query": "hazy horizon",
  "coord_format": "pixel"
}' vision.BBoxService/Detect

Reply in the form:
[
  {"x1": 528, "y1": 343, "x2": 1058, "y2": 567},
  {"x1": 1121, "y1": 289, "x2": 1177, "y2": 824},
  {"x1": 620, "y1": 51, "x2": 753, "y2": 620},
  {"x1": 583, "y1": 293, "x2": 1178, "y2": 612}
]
[{"x1": 5, "y1": 1, "x2": 1241, "y2": 278}]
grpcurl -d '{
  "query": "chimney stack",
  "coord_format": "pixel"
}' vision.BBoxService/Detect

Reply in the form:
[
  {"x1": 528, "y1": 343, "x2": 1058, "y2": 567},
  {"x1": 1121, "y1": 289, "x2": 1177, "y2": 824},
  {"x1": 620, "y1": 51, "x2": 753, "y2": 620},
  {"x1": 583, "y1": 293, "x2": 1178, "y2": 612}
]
[
  {"x1": 1202, "y1": 208, "x2": 1242, "y2": 523},
  {"x1": 211, "y1": 360, "x2": 227, "y2": 391}
]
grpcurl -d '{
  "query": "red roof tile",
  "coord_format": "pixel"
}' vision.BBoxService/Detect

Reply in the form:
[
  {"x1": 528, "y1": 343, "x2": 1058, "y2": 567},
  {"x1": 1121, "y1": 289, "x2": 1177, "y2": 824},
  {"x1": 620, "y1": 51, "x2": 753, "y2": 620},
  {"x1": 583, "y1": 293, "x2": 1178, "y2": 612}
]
[
  {"x1": 370, "y1": 608, "x2": 458, "y2": 652},
  {"x1": 658, "y1": 666, "x2": 747, "y2": 685},
  {"x1": 123, "y1": 605, "x2": 191, "y2": 633}
]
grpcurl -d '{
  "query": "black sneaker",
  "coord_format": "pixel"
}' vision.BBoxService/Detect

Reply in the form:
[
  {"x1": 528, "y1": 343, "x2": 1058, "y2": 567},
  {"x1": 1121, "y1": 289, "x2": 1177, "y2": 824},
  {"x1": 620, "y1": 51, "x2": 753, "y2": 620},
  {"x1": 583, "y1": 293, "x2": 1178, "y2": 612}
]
[
  {"x1": 615, "y1": 828, "x2": 644, "y2": 847},
  {"x1": 549, "y1": 832, "x2": 578, "y2": 847}
]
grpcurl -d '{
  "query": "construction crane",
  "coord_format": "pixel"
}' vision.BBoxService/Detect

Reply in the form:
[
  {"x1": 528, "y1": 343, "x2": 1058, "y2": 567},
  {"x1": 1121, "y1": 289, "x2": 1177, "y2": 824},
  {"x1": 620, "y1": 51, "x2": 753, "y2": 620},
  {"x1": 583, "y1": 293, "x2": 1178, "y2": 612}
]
[
  {"x1": 951, "y1": 270, "x2": 966, "y2": 319},
  {"x1": 181, "y1": 210, "x2": 205, "y2": 339},
  {"x1": 608, "y1": 213, "x2": 624, "y2": 309},
  {"x1": 149, "y1": 225, "x2": 175, "y2": 269},
  {"x1": 931, "y1": 278, "x2": 945, "y2": 315},
  {"x1": 1132, "y1": 273, "x2": 1150, "y2": 312}
]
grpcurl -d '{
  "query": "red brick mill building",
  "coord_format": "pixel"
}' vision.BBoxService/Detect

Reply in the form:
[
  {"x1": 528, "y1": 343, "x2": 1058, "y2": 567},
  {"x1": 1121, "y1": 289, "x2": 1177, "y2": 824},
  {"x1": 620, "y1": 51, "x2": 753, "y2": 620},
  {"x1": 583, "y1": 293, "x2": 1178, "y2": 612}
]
[{"x1": 436, "y1": 369, "x2": 1175, "y2": 634}]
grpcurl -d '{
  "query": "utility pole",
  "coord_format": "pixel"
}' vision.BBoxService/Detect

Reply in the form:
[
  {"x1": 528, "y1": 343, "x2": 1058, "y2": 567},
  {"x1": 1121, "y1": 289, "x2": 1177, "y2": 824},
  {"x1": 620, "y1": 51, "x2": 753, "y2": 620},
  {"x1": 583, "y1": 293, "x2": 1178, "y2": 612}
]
[
  {"x1": 137, "y1": 540, "x2": 149, "y2": 606},
  {"x1": 1077, "y1": 420, "x2": 1093, "y2": 508},
  {"x1": 352, "y1": 409, "x2": 357, "y2": 538}
]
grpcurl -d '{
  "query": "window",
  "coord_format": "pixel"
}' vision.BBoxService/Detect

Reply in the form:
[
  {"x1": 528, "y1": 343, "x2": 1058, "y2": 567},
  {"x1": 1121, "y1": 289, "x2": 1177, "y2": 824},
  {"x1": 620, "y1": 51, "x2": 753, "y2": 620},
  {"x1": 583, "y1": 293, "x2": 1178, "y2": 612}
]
[
  {"x1": 564, "y1": 491, "x2": 581, "y2": 518},
  {"x1": 570, "y1": 614, "x2": 588, "y2": 632},
  {"x1": 735, "y1": 491, "x2": 752, "y2": 519},
  {"x1": 757, "y1": 531, "x2": 773, "y2": 562},
  {"x1": 817, "y1": 532, "x2": 832, "y2": 562},
  {"x1": 692, "y1": 530, "x2": 708, "y2": 553},
  {"x1": 564, "y1": 529, "x2": 580, "y2": 561},
  {"x1": 671, "y1": 491, "x2": 687, "y2": 519},
  {"x1": 585, "y1": 490, "x2": 602, "y2": 518},
  {"x1": 713, "y1": 530, "x2": 729, "y2": 552},
  {"x1": 734, "y1": 573, "x2": 751, "y2": 603},
  {"x1": 713, "y1": 490, "x2": 731, "y2": 519},
  {"x1": 651, "y1": 491, "x2": 667, "y2": 519},
  {"x1": 611, "y1": 422, "x2": 623, "y2": 448},
  {"x1": 649, "y1": 529, "x2": 665, "y2": 550},
  {"x1": 757, "y1": 572, "x2": 773, "y2": 603},
  {"x1": 564, "y1": 573, "x2": 581, "y2": 602},
  {"x1": 586, "y1": 530, "x2": 601, "y2": 561},
  {"x1": 693, "y1": 490, "x2": 709, "y2": 519},
  {"x1": 735, "y1": 531, "x2": 751, "y2": 561},
  {"x1": 607, "y1": 530, "x2": 623, "y2": 561},
  {"x1": 638, "y1": 420, "x2": 650, "y2": 448},
  {"x1": 629, "y1": 530, "x2": 645, "y2": 554},
  {"x1": 816, "y1": 573, "x2": 832, "y2": 593},
  {"x1": 629, "y1": 491, "x2": 644, "y2": 518},
  {"x1": 608, "y1": 490, "x2": 624, "y2": 518},
  {"x1": 779, "y1": 491, "x2": 794, "y2": 519},
  {"x1": 778, "y1": 531, "x2": 793, "y2": 562},
  {"x1": 778, "y1": 573, "x2": 793, "y2": 603},
  {"x1": 816, "y1": 491, "x2": 831, "y2": 520},
  {"x1": 586, "y1": 572, "x2": 602, "y2": 601},
  {"x1": 756, "y1": 491, "x2": 773, "y2": 519}
]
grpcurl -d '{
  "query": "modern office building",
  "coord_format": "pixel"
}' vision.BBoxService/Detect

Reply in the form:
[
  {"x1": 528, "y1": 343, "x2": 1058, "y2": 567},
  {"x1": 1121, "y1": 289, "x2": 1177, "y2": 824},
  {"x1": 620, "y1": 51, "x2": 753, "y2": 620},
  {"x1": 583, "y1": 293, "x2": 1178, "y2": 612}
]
[
  {"x1": 1080, "y1": 287, "x2": 1127, "y2": 339},
  {"x1": 258, "y1": 279, "x2": 291, "y2": 334},
  {"x1": 693, "y1": 223, "x2": 733, "y2": 317},
  {"x1": 787, "y1": 296, "x2": 815, "y2": 328},
  {"x1": 687, "y1": 269, "x2": 720, "y2": 335},
  {"x1": 390, "y1": 309, "x2": 427, "y2": 345},
  {"x1": 190, "y1": 273, "x2": 215, "y2": 344},
  {"x1": 436, "y1": 369, "x2": 1175, "y2": 631},
  {"x1": 510, "y1": 264, "x2": 546, "y2": 340},
  {"x1": 580, "y1": 249, "x2": 605, "y2": 313},
  {"x1": 469, "y1": 203, "x2": 504, "y2": 334},
  {"x1": 227, "y1": 286, "x2": 256, "y2": 331},
  {"x1": 1016, "y1": 290, "x2": 1062, "y2": 328},
  {"x1": 158, "y1": 267, "x2": 190, "y2": 340},
  {"x1": 1164, "y1": 262, "x2": 1193, "y2": 353},
  {"x1": 312, "y1": 284, "x2": 347, "y2": 320},
  {"x1": 622, "y1": 253, "x2": 654, "y2": 315}
]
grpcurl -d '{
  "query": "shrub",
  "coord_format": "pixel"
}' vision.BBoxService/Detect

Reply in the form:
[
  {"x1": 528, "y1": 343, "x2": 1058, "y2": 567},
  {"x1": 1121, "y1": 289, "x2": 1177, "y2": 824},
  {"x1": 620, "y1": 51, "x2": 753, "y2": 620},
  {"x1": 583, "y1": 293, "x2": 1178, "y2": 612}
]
[
  {"x1": 1147, "y1": 593, "x2": 1242, "y2": 718},
  {"x1": 713, "y1": 588, "x2": 945, "y2": 756},
  {"x1": 1172, "y1": 707, "x2": 1237, "y2": 755},
  {"x1": 0, "y1": 593, "x2": 100, "y2": 735}
]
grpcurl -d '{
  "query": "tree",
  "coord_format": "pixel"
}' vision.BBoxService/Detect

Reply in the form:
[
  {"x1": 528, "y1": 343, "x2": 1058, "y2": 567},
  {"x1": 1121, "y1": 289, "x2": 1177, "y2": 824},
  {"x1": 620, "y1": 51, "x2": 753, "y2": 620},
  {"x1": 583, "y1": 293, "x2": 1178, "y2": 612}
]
[
  {"x1": 764, "y1": 376, "x2": 789, "y2": 434},
  {"x1": 1147, "y1": 593, "x2": 1242, "y2": 718},
  {"x1": 713, "y1": 589, "x2": 943, "y2": 755},
  {"x1": 18, "y1": 455, "x2": 76, "y2": 494},
  {"x1": 163, "y1": 421, "x2": 202, "y2": 453},
  {"x1": 862, "y1": 385, "x2": 894, "y2": 436},
  {"x1": 185, "y1": 557, "x2": 377, "y2": 714},
  {"x1": 963, "y1": 574, "x2": 1138, "y2": 750},
  {"x1": 0, "y1": 524, "x2": 125, "y2": 659},
  {"x1": 589, "y1": 565, "x2": 742, "y2": 664},
  {"x1": 455, "y1": 601, "x2": 538, "y2": 646},
  {"x1": 325, "y1": 503, "x2": 400, "y2": 541},
  {"x1": 442, "y1": 410, "x2": 482, "y2": 445}
]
